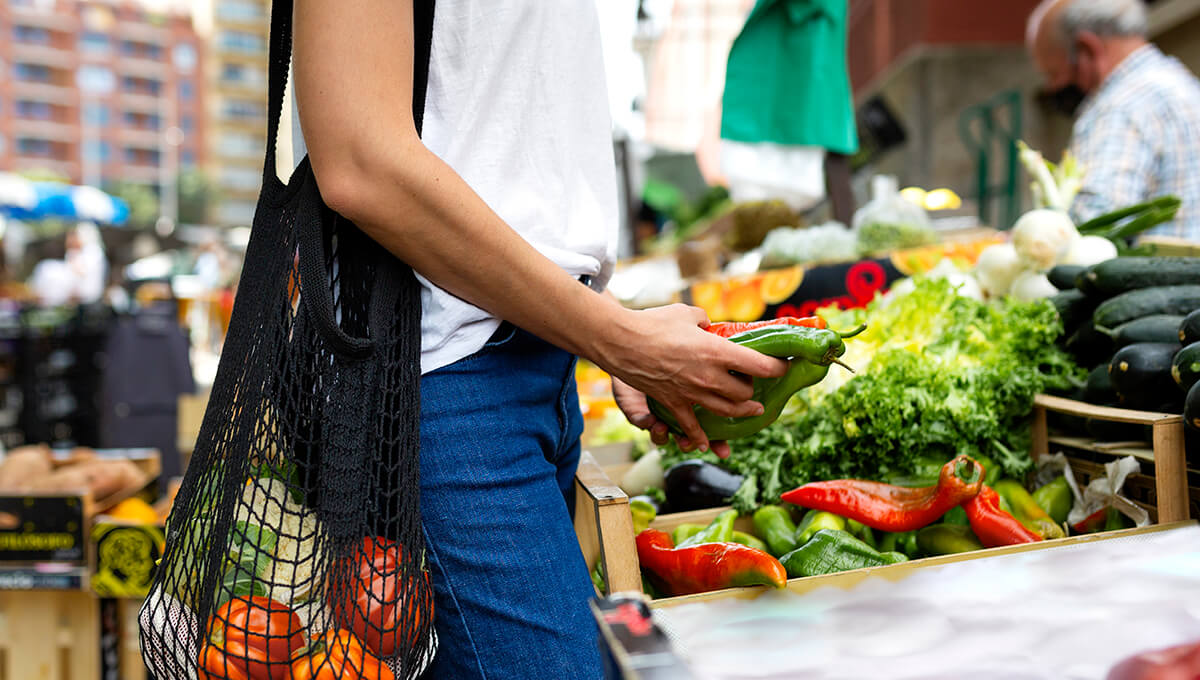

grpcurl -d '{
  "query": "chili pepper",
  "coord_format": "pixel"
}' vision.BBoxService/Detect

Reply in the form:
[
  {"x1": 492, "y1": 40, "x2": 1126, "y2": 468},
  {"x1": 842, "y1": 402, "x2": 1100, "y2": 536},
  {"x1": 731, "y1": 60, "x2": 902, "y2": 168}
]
[
  {"x1": 201, "y1": 596, "x2": 304, "y2": 680},
  {"x1": 1105, "y1": 506, "x2": 1133, "y2": 531},
  {"x1": 971, "y1": 453, "x2": 1002, "y2": 488},
  {"x1": 916, "y1": 524, "x2": 984, "y2": 556},
  {"x1": 794, "y1": 510, "x2": 846, "y2": 545},
  {"x1": 629, "y1": 497, "x2": 657, "y2": 534},
  {"x1": 705, "y1": 316, "x2": 827, "y2": 338},
  {"x1": 1072, "y1": 506, "x2": 1109, "y2": 534},
  {"x1": 778, "y1": 529, "x2": 907, "y2": 578},
  {"x1": 676, "y1": 509, "x2": 737, "y2": 548},
  {"x1": 636, "y1": 529, "x2": 788, "y2": 596},
  {"x1": 845, "y1": 519, "x2": 877, "y2": 549},
  {"x1": 288, "y1": 630, "x2": 395, "y2": 680},
  {"x1": 993, "y1": 479, "x2": 1066, "y2": 539},
  {"x1": 648, "y1": 324, "x2": 866, "y2": 442},
  {"x1": 731, "y1": 530, "x2": 770, "y2": 553},
  {"x1": 963, "y1": 485, "x2": 1043, "y2": 548},
  {"x1": 670, "y1": 523, "x2": 704, "y2": 546},
  {"x1": 1031, "y1": 476, "x2": 1072, "y2": 525},
  {"x1": 751, "y1": 504, "x2": 799, "y2": 557},
  {"x1": 781, "y1": 456, "x2": 984, "y2": 532}
]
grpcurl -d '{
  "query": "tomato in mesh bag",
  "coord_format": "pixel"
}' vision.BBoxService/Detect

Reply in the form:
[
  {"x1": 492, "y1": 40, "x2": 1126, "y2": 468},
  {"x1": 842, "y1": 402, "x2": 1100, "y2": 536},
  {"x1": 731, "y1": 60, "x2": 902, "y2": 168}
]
[
  {"x1": 329, "y1": 537, "x2": 433, "y2": 658},
  {"x1": 198, "y1": 595, "x2": 305, "y2": 680}
]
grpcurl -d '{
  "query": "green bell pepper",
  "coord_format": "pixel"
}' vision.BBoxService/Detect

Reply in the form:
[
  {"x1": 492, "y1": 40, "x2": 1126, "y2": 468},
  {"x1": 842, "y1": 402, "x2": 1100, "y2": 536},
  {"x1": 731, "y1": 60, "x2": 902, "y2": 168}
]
[
  {"x1": 1032, "y1": 476, "x2": 1072, "y2": 525},
  {"x1": 677, "y1": 509, "x2": 738, "y2": 548},
  {"x1": 845, "y1": 519, "x2": 877, "y2": 549},
  {"x1": 731, "y1": 530, "x2": 770, "y2": 553},
  {"x1": 752, "y1": 504, "x2": 799, "y2": 557},
  {"x1": 795, "y1": 510, "x2": 847, "y2": 545},
  {"x1": 916, "y1": 524, "x2": 983, "y2": 556},
  {"x1": 670, "y1": 523, "x2": 704, "y2": 547},
  {"x1": 630, "y1": 498, "x2": 658, "y2": 534}
]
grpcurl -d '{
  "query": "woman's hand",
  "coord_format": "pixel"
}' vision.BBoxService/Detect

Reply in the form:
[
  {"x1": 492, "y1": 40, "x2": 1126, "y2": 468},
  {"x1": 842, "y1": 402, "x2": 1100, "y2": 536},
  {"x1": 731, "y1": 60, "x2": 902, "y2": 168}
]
[{"x1": 594, "y1": 304, "x2": 787, "y2": 456}]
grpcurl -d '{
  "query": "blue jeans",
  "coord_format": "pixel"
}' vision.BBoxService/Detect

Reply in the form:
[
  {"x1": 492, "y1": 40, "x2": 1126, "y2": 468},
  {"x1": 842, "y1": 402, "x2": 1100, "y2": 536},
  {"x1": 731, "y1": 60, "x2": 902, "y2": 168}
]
[{"x1": 419, "y1": 324, "x2": 602, "y2": 679}]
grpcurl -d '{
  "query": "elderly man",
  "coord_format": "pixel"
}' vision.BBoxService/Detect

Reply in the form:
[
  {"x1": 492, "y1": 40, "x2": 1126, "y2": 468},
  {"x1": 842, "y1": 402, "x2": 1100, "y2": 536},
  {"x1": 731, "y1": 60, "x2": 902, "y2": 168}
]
[{"x1": 1028, "y1": 0, "x2": 1200, "y2": 241}]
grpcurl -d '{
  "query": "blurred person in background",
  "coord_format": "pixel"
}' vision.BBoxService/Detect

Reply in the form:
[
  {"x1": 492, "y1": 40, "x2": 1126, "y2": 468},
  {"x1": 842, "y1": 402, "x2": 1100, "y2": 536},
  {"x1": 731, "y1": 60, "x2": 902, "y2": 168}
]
[
  {"x1": 30, "y1": 222, "x2": 108, "y2": 307},
  {"x1": 1028, "y1": 0, "x2": 1200, "y2": 241}
]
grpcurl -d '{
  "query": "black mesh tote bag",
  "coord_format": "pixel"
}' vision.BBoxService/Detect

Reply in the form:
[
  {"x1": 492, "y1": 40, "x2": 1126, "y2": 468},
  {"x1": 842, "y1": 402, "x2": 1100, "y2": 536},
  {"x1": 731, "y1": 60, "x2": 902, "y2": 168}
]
[{"x1": 139, "y1": 1, "x2": 438, "y2": 678}]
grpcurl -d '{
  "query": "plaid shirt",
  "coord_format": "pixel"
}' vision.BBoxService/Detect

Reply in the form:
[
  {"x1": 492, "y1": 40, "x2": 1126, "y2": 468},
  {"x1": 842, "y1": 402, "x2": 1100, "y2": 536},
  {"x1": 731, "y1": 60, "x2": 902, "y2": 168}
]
[{"x1": 1069, "y1": 45, "x2": 1200, "y2": 241}]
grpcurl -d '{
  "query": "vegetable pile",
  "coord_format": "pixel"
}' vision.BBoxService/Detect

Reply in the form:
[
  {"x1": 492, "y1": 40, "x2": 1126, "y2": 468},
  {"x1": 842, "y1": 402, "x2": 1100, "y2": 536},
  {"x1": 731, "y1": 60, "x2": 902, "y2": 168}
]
[{"x1": 661, "y1": 278, "x2": 1080, "y2": 513}]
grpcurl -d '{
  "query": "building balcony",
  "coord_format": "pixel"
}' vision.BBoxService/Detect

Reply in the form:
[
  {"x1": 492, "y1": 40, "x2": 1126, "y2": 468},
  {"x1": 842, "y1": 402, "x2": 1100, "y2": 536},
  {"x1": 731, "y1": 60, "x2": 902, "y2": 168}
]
[
  {"x1": 8, "y1": 7, "x2": 79, "y2": 31},
  {"x1": 10, "y1": 42, "x2": 76, "y2": 69},
  {"x1": 117, "y1": 166, "x2": 163, "y2": 184},
  {"x1": 12, "y1": 158, "x2": 79, "y2": 180},
  {"x1": 12, "y1": 119, "x2": 79, "y2": 140},
  {"x1": 118, "y1": 128, "x2": 164, "y2": 148},
  {"x1": 115, "y1": 22, "x2": 169, "y2": 45},
  {"x1": 118, "y1": 92, "x2": 162, "y2": 112},
  {"x1": 10, "y1": 80, "x2": 76, "y2": 104},
  {"x1": 117, "y1": 57, "x2": 168, "y2": 79}
]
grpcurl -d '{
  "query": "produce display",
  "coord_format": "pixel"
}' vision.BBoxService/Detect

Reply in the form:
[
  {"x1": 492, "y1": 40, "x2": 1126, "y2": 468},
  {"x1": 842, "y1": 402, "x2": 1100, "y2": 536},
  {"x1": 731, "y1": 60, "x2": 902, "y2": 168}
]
[{"x1": 0, "y1": 444, "x2": 148, "y2": 504}]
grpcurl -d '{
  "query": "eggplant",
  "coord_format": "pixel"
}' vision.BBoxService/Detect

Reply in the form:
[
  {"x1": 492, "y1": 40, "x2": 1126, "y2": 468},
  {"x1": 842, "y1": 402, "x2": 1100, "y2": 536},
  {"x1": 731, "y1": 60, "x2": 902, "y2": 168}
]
[{"x1": 662, "y1": 459, "x2": 744, "y2": 512}]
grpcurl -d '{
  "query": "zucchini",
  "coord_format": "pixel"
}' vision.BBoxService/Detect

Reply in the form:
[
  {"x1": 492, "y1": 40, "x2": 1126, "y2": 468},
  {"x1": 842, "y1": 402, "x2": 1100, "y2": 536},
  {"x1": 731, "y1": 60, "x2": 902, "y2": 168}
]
[
  {"x1": 1104, "y1": 315, "x2": 1185, "y2": 348},
  {"x1": 1084, "y1": 364, "x2": 1118, "y2": 405},
  {"x1": 1082, "y1": 257, "x2": 1200, "y2": 296},
  {"x1": 1109, "y1": 343, "x2": 1184, "y2": 411},
  {"x1": 1173, "y1": 342, "x2": 1200, "y2": 392},
  {"x1": 1181, "y1": 309, "x2": 1200, "y2": 345},
  {"x1": 1048, "y1": 265, "x2": 1087, "y2": 290},
  {"x1": 1065, "y1": 321, "x2": 1114, "y2": 368},
  {"x1": 1187, "y1": 380, "x2": 1200, "y2": 431},
  {"x1": 1050, "y1": 289, "x2": 1099, "y2": 335},
  {"x1": 1093, "y1": 285, "x2": 1200, "y2": 331}
]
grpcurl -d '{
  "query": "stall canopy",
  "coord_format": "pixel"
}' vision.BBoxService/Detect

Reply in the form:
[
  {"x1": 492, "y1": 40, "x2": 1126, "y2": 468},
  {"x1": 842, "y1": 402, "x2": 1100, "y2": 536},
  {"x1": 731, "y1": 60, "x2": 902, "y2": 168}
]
[{"x1": 0, "y1": 172, "x2": 129, "y2": 226}]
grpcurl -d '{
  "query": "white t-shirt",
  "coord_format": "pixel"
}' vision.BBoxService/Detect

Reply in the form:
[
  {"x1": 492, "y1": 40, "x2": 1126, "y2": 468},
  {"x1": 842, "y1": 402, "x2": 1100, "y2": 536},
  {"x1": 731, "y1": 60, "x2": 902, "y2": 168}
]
[{"x1": 293, "y1": 0, "x2": 619, "y2": 374}]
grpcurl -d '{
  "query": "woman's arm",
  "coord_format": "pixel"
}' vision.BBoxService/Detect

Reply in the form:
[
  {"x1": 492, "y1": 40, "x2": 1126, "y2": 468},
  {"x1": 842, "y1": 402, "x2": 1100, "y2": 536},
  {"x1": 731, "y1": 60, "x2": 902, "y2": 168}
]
[{"x1": 292, "y1": 0, "x2": 785, "y2": 453}]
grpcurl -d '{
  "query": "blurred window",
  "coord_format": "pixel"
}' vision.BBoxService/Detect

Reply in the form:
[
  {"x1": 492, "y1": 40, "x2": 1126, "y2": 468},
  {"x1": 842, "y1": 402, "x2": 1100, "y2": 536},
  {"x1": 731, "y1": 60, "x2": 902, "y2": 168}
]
[
  {"x1": 181, "y1": 114, "x2": 194, "y2": 132},
  {"x1": 83, "y1": 103, "x2": 110, "y2": 125},
  {"x1": 220, "y1": 62, "x2": 266, "y2": 87},
  {"x1": 13, "y1": 25, "x2": 50, "y2": 45},
  {"x1": 14, "y1": 62, "x2": 51, "y2": 83},
  {"x1": 181, "y1": 149, "x2": 196, "y2": 167},
  {"x1": 16, "y1": 137, "x2": 52, "y2": 157},
  {"x1": 221, "y1": 98, "x2": 265, "y2": 122},
  {"x1": 179, "y1": 81, "x2": 194, "y2": 101},
  {"x1": 221, "y1": 166, "x2": 261, "y2": 191},
  {"x1": 77, "y1": 65, "x2": 115, "y2": 92},
  {"x1": 173, "y1": 44, "x2": 197, "y2": 72},
  {"x1": 15, "y1": 99, "x2": 52, "y2": 119},
  {"x1": 79, "y1": 32, "x2": 111, "y2": 54},
  {"x1": 219, "y1": 131, "x2": 261, "y2": 156},
  {"x1": 219, "y1": 199, "x2": 257, "y2": 225},
  {"x1": 218, "y1": 30, "x2": 265, "y2": 54},
  {"x1": 217, "y1": 1, "x2": 265, "y2": 21},
  {"x1": 84, "y1": 140, "x2": 111, "y2": 162}
]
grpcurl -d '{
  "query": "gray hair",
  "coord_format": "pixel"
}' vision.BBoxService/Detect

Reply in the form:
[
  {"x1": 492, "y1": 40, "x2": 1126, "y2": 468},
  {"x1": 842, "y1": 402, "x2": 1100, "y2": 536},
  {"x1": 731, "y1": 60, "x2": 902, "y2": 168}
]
[{"x1": 1058, "y1": 0, "x2": 1148, "y2": 57}]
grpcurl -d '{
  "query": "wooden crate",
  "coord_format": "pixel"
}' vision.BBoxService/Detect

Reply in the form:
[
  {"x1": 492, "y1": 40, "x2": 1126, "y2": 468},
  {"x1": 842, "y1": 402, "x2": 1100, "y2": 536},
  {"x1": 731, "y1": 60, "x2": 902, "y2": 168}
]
[
  {"x1": 0, "y1": 589, "x2": 100, "y2": 680},
  {"x1": 573, "y1": 451, "x2": 641, "y2": 594},
  {"x1": 1030, "y1": 394, "x2": 1193, "y2": 523}
]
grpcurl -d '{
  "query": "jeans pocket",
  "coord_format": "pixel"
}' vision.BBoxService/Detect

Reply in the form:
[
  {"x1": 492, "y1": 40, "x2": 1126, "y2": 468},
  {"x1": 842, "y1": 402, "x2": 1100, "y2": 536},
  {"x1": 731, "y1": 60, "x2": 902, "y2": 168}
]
[{"x1": 482, "y1": 322, "x2": 518, "y2": 350}]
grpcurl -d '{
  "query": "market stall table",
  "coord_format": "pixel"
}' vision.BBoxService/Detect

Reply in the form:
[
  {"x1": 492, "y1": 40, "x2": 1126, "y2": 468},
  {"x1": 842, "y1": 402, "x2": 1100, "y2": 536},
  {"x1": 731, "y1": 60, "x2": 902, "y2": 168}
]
[{"x1": 597, "y1": 522, "x2": 1200, "y2": 680}]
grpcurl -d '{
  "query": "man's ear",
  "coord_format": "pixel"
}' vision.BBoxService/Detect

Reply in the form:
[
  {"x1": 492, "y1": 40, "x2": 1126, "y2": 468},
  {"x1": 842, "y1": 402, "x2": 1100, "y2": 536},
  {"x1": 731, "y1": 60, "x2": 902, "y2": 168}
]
[{"x1": 1073, "y1": 31, "x2": 1106, "y2": 89}]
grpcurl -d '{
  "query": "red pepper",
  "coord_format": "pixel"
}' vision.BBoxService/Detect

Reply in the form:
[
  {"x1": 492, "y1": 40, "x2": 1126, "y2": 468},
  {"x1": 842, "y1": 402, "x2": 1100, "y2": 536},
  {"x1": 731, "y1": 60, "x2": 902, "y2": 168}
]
[
  {"x1": 199, "y1": 596, "x2": 305, "y2": 680},
  {"x1": 328, "y1": 537, "x2": 433, "y2": 660},
  {"x1": 635, "y1": 529, "x2": 788, "y2": 596},
  {"x1": 780, "y1": 455, "x2": 984, "y2": 532},
  {"x1": 964, "y1": 485, "x2": 1042, "y2": 547},
  {"x1": 705, "y1": 316, "x2": 827, "y2": 338}
]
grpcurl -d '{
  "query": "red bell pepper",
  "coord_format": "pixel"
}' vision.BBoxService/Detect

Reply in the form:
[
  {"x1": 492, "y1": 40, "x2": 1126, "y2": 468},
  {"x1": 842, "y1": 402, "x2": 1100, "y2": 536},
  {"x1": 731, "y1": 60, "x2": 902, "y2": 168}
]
[
  {"x1": 964, "y1": 485, "x2": 1042, "y2": 548},
  {"x1": 635, "y1": 529, "x2": 787, "y2": 596},
  {"x1": 705, "y1": 316, "x2": 826, "y2": 338},
  {"x1": 780, "y1": 455, "x2": 984, "y2": 532},
  {"x1": 199, "y1": 596, "x2": 305, "y2": 680}
]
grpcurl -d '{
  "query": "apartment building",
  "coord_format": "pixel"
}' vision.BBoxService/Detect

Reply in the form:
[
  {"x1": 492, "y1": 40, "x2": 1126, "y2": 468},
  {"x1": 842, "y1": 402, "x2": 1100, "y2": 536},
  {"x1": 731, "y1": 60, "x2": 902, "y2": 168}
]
[
  {"x1": 0, "y1": 0, "x2": 206, "y2": 205},
  {"x1": 199, "y1": 0, "x2": 269, "y2": 227}
]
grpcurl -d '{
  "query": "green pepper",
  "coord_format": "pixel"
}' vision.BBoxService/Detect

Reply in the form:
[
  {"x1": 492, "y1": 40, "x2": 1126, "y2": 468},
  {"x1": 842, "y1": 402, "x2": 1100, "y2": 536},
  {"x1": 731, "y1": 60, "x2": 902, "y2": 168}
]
[
  {"x1": 779, "y1": 529, "x2": 908, "y2": 578},
  {"x1": 671, "y1": 523, "x2": 704, "y2": 547},
  {"x1": 845, "y1": 519, "x2": 877, "y2": 549},
  {"x1": 899, "y1": 531, "x2": 920, "y2": 557},
  {"x1": 731, "y1": 530, "x2": 770, "y2": 553},
  {"x1": 994, "y1": 479, "x2": 1066, "y2": 539},
  {"x1": 630, "y1": 498, "x2": 658, "y2": 534},
  {"x1": 877, "y1": 531, "x2": 898, "y2": 553},
  {"x1": 795, "y1": 510, "x2": 846, "y2": 545},
  {"x1": 971, "y1": 453, "x2": 1002, "y2": 487},
  {"x1": 1104, "y1": 506, "x2": 1132, "y2": 532},
  {"x1": 1032, "y1": 476, "x2": 1072, "y2": 525},
  {"x1": 916, "y1": 524, "x2": 984, "y2": 556},
  {"x1": 752, "y1": 505, "x2": 799, "y2": 557},
  {"x1": 677, "y1": 509, "x2": 738, "y2": 548},
  {"x1": 591, "y1": 558, "x2": 606, "y2": 592},
  {"x1": 648, "y1": 325, "x2": 865, "y2": 441},
  {"x1": 879, "y1": 551, "x2": 909, "y2": 564},
  {"x1": 940, "y1": 505, "x2": 970, "y2": 526}
]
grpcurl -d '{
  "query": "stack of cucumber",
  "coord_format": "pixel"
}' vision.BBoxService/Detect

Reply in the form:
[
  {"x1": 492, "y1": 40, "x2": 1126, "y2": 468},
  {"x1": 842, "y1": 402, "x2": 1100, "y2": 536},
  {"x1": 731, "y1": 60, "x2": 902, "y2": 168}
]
[{"x1": 1050, "y1": 256, "x2": 1200, "y2": 440}]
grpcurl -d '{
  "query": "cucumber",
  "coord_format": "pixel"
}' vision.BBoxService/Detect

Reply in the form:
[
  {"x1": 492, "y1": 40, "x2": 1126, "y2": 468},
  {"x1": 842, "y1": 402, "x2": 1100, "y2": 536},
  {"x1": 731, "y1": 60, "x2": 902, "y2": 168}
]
[
  {"x1": 1093, "y1": 285, "x2": 1200, "y2": 331},
  {"x1": 1173, "y1": 342, "x2": 1200, "y2": 392},
  {"x1": 1104, "y1": 315, "x2": 1185, "y2": 348},
  {"x1": 1048, "y1": 265, "x2": 1087, "y2": 290},
  {"x1": 1082, "y1": 257, "x2": 1200, "y2": 295},
  {"x1": 1187, "y1": 380, "x2": 1200, "y2": 431},
  {"x1": 1050, "y1": 289, "x2": 1099, "y2": 335},
  {"x1": 1084, "y1": 364, "x2": 1118, "y2": 405},
  {"x1": 1109, "y1": 343, "x2": 1184, "y2": 411},
  {"x1": 1181, "y1": 309, "x2": 1200, "y2": 345}
]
